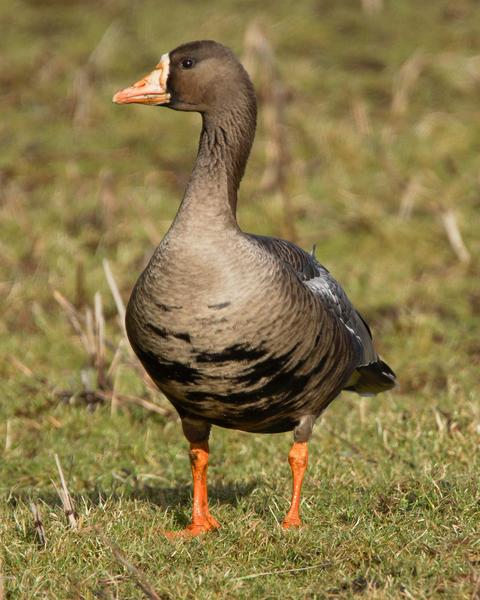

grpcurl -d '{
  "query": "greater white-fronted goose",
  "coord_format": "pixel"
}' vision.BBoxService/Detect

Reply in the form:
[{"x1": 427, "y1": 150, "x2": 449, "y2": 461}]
[{"x1": 113, "y1": 40, "x2": 397, "y2": 536}]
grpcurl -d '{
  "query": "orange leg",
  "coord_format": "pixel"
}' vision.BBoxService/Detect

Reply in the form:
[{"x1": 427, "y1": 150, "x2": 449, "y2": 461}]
[
  {"x1": 165, "y1": 441, "x2": 220, "y2": 538},
  {"x1": 282, "y1": 441, "x2": 308, "y2": 529}
]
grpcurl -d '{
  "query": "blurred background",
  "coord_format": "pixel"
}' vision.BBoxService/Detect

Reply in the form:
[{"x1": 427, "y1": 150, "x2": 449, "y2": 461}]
[{"x1": 1, "y1": 0, "x2": 479, "y2": 597}]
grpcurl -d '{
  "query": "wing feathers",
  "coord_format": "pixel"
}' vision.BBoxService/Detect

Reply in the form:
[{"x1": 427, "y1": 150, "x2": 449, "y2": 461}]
[{"x1": 251, "y1": 234, "x2": 397, "y2": 395}]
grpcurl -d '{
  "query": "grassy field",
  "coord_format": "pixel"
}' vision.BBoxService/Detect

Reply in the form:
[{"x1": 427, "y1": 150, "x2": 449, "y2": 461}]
[{"x1": 1, "y1": 0, "x2": 479, "y2": 598}]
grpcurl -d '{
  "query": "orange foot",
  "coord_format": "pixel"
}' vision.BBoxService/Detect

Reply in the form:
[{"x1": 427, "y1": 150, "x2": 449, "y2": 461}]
[
  {"x1": 282, "y1": 515, "x2": 303, "y2": 529},
  {"x1": 164, "y1": 514, "x2": 221, "y2": 539}
]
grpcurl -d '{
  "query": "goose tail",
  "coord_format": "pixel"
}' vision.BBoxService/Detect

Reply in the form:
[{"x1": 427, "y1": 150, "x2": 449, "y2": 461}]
[{"x1": 344, "y1": 359, "x2": 397, "y2": 396}]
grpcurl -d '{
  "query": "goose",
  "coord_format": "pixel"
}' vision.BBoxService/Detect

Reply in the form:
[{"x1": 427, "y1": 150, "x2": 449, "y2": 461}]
[{"x1": 113, "y1": 40, "x2": 396, "y2": 536}]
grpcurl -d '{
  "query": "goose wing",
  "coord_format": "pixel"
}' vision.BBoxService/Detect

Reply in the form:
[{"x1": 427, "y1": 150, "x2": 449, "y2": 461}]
[{"x1": 252, "y1": 235, "x2": 397, "y2": 395}]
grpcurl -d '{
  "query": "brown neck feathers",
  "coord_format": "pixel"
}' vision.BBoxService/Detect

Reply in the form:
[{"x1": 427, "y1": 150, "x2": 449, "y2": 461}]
[{"x1": 177, "y1": 86, "x2": 257, "y2": 229}]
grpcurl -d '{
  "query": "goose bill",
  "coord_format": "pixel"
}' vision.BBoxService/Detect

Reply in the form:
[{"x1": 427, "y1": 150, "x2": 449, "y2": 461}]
[{"x1": 113, "y1": 55, "x2": 170, "y2": 105}]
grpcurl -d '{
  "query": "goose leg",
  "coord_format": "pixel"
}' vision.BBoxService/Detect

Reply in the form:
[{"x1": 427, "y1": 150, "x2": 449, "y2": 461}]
[
  {"x1": 282, "y1": 416, "x2": 313, "y2": 529},
  {"x1": 185, "y1": 440, "x2": 220, "y2": 534},
  {"x1": 282, "y1": 441, "x2": 308, "y2": 528},
  {"x1": 165, "y1": 419, "x2": 220, "y2": 537}
]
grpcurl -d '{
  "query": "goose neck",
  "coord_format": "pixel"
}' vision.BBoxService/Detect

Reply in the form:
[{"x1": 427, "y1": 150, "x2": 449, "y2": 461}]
[{"x1": 175, "y1": 101, "x2": 256, "y2": 230}]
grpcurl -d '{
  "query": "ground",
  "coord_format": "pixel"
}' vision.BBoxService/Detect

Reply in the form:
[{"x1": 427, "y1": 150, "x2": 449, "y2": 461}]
[{"x1": 1, "y1": 0, "x2": 479, "y2": 598}]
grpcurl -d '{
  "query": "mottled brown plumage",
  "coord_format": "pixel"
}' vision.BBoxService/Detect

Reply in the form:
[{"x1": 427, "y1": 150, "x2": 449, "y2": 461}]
[{"x1": 113, "y1": 40, "x2": 396, "y2": 534}]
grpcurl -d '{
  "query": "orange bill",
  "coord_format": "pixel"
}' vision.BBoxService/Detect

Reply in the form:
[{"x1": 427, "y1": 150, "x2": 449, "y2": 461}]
[{"x1": 113, "y1": 54, "x2": 170, "y2": 106}]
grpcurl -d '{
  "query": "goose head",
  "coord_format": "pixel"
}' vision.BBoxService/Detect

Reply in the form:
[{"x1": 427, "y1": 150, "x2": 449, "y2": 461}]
[{"x1": 113, "y1": 40, "x2": 254, "y2": 115}]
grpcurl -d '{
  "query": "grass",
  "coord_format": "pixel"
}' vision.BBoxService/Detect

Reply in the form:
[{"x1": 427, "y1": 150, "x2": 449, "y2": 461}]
[{"x1": 1, "y1": 0, "x2": 480, "y2": 598}]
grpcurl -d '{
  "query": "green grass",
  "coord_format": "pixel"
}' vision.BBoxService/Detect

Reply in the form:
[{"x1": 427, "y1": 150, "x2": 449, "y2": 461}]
[{"x1": 1, "y1": 0, "x2": 479, "y2": 598}]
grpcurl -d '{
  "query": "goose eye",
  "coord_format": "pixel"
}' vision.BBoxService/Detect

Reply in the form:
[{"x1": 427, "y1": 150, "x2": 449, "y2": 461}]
[{"x1": 181, "y1": 58, "x2": 195, "y2": 69}]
